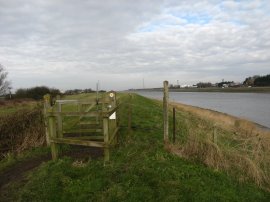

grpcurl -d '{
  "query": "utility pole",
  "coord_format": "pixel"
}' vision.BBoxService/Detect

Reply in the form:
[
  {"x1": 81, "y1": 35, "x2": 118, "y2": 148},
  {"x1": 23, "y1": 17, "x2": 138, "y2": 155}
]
[{"x1": 143, "y1": 78, "x2": 145, "y2": 89}]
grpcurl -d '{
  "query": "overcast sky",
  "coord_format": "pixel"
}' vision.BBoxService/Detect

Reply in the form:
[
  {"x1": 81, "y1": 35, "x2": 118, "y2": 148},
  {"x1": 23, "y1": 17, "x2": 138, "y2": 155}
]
[{"x1": 1, "y1": 0, "x2": 270, "y2": 91}]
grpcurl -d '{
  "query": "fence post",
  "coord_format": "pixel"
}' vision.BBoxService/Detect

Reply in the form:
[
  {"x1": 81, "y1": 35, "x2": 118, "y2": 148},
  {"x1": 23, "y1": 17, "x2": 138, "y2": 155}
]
[
  {"x1": 128, "y1": 94, "x2": 132, "y2": 134},
  {"x1": 48, "y1": 116, "x2": 59, "y2": 160},
  {"x1": 56, "y1": 95, "x2": 63, "y2": 138},
  {"x1": 103, "y1": 117, "x2": 110, "y2": 162},
  {"x1": 163, "y1": 81, "x2": 169, "y2": 144},
  {"x1": 173, "y1": 107, "x2": 176, "y2": 143},
  {"x1": 43, "y1": 94, "x2": 51, "y2": 146},
  {"x1": 212, "y1": 125, "x2": 217, "y2": 144}
]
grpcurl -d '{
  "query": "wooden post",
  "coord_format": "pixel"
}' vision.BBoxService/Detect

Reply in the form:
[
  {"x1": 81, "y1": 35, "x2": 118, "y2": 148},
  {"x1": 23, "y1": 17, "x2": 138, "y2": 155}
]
[
  {"x1": 213, "y1": 125, "x2": 217, "y2": 144},
  {"x1": 163, "y1": 81, "x2": 169, "y2": 144},
  {"x1": 56, "y1": 95, "x2": 63, "y2": 138},
  {"x1": 128, "y1": 94, "x2": 132, "y2": 134},
  {"x1": 103, "y1": 117, "x2": 110, "y2": 162},
  {"x1": 48, "y1": 109, "x2": 59, "y2": 160},
  {"x1": 43, "y1": 94, "x2": 51, "y2": 146},
  {"x1": 173, "y1": 107, "x2": 176, "y2": 143}
]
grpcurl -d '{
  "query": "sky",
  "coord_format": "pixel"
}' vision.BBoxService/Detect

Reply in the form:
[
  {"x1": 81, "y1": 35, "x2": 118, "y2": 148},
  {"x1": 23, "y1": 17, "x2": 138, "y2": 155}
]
[{"x1": 0, "y1": 0, "x2": 270, "y2": 91}]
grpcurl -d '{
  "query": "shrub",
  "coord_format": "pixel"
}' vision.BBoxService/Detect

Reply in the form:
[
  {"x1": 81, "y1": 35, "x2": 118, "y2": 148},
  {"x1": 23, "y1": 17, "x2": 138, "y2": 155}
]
[
  {"x1": 0, "y1": 105, "x2": 46, "y2": 157},
  {"x1": 15, "y1": 86, "x2": 60, "y2": 100}
]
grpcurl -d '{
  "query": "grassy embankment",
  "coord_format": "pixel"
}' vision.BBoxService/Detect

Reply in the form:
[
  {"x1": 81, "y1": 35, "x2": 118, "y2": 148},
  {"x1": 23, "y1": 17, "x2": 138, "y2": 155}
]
[
  {"x1": 169, "y1": 101, "x2": 270, "y2": 189},
  {"x1": 1, "y1": 93, "x2": 269, "y2": 201}
]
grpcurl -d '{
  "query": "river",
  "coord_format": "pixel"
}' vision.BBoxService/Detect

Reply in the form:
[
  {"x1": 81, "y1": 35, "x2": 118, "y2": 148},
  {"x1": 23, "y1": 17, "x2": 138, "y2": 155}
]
[{"x1": 134, "y1": 91, "x2": 270, "y2": 129}]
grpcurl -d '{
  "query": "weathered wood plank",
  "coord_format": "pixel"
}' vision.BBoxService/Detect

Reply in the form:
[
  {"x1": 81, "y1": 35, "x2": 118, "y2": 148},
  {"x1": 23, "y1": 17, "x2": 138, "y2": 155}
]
[
  {"x1": 109, "y1": 127, "x2": 119, "y2": 145},
  {"x1": 51, "y1": 138, "x2": 104, "y2": 147},
  {"x1": 102, "y1": 106, "x2": 119, "y2": 117},
  {"x1": 67, "y1": 136, "x2": 104, "y2": 140},
  {"x1": 79, "y1": 121, "x2": 101, "y2": 126},
  {"x1": 84, "y1": 103, "x2": 96, "y2": 112},
  {"x1": 63, "y1": 128, "x2": 102, "y2": 133},
  {"x1": 52, "y1": 111, "x2": 101, "y2": 117}
]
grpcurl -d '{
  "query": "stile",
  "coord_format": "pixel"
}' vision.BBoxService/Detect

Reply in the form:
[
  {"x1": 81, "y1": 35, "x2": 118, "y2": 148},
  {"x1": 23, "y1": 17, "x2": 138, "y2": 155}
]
[{"x1": 44, "y1": 91, "x2": 120, "y2": 162}]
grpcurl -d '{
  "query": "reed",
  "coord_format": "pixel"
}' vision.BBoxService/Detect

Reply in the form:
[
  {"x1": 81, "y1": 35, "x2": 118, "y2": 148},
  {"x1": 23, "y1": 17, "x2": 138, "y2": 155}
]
[{"x1": 168, "y1": 102, "x2": 270, "y2": 190}]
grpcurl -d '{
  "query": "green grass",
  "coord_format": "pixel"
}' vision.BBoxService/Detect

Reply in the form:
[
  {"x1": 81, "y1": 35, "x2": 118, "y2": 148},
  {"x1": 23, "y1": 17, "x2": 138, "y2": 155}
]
[
  {"x1": 9, "y1": 94, "x2": 269, "y2": 201},
  {"x1": 0, "y1": 101, "x2": 38, "y2": 116}
]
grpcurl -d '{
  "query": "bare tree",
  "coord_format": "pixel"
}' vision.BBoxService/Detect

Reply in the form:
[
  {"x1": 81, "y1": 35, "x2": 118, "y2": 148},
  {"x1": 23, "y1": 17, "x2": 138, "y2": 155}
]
[{"x1": 0, "y1": 64, "x2": 11, "y2": 96}]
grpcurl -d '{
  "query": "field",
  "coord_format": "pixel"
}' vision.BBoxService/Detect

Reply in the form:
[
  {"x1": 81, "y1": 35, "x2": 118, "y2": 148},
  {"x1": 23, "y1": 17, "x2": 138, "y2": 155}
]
[
  {"x1": 0, "y1": 99, "x2": 38, "y2": 116},
  {"x1": 0, "y1": 93, "x2": 270, "y2": 201}
]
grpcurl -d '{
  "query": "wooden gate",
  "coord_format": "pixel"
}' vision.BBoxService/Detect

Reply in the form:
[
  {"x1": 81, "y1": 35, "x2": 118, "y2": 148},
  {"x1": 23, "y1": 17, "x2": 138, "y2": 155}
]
[{"x1": 43, "y1": 91, "x2": 119, "y2": 161}]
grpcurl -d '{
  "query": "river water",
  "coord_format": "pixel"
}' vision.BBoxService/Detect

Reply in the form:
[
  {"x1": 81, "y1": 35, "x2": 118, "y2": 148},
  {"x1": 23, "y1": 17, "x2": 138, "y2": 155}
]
[{"x1": 134, "y1": 91, "x2": 270, "y2": 128}]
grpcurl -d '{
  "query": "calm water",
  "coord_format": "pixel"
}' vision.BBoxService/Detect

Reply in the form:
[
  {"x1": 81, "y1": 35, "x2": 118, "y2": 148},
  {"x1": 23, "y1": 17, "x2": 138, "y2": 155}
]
[{"x1": 135, "y1": 91, "x2": 270, "y2": 128}]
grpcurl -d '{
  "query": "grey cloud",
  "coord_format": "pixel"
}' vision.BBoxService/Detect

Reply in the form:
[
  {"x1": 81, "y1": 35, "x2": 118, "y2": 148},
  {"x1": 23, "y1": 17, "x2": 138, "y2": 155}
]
[{"x1": 0, "y1": 0, "x2": 270, "y2": 90}]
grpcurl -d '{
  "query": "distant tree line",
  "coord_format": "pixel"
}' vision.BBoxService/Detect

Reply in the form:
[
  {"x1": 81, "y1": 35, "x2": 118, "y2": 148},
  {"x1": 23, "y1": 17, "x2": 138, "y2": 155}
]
[
  {"x1": 243, "y1": 74, "x2": 270, "y2": 87},
  {"x1": 64, "y1": 88, "x2": 106, "y2": 95},
  {"x1": 15, "y1": 86, "x2": 60, "y2": 100},
  {"x1": 197, "y1": 82, "x2": 212, "y2": 88},
  {"x1": 64, "y1": 88, "x2": 94, "y2": 95},
  {"x1": 254, "y1": 75, "x2": 270, "y2": 86}
]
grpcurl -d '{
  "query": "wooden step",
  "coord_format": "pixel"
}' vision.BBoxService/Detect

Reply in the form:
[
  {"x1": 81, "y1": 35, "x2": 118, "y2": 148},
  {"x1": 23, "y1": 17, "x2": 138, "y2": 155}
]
[
  {"x1": 63, "y1": 128, "x2": 102, "y2": 133},
  {"x1": 50, "y1": 137, "x2": 104, "y2": 147}
]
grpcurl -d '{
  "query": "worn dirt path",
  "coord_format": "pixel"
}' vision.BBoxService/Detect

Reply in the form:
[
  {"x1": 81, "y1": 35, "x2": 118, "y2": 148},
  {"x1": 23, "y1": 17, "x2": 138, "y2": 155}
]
[{"x1": 0, "y1": 147, "x2": 103, "y2": 201}]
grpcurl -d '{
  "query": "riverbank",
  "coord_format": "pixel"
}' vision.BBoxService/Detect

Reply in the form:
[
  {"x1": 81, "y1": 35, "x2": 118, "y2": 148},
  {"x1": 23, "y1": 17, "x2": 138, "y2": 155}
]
[{"x1": 133, "y1": 86, "x2": 270, "y2": 93}]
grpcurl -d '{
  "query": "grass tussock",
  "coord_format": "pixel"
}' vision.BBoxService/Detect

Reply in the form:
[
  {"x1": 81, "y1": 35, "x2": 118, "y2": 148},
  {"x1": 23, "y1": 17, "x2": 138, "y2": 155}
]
[
  {"x1": 0, "y1": 105, "x2": 46, "y2": 158},
  {"x1": 169, "y1": 102, "x2": 270, "y2": 190}
]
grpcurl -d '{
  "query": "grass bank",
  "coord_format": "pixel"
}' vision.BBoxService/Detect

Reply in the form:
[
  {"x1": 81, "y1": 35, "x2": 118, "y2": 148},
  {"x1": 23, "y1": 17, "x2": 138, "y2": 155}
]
[
  {"x1": 2, "y1": 93, "x2": 269, "y2": 201},
  {"x1": 168, "y1": 101, "x2": 270, "y2": 190}
]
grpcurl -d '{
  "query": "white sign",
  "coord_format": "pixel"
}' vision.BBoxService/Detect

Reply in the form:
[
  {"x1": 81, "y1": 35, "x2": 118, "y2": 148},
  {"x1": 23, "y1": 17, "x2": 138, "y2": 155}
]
[{"x1": 109, "y1": 112, "x2": 116, "y2": 120}]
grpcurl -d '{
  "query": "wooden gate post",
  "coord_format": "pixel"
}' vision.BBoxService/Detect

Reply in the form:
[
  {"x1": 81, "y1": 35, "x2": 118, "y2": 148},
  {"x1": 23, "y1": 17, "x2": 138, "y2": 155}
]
[
  {"x1": 48, "y1": 112, "x2": 59, "y2": 160},
  {"x1": 163, "y1": 81, "x2": 169, "y2": 144},
  {"x1": 103, "y1": 117, "x2": 110, "y2": 162},
  {"x1": 43, "y1": 94, "x2": 51, "y2": 146},
  {"x1": 56, "y1": 95, "x2": 63, "y2": 138}
]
